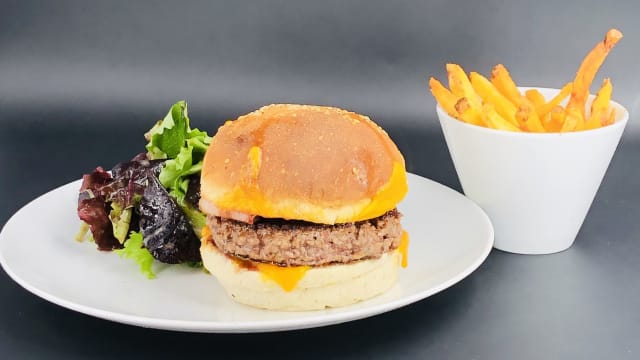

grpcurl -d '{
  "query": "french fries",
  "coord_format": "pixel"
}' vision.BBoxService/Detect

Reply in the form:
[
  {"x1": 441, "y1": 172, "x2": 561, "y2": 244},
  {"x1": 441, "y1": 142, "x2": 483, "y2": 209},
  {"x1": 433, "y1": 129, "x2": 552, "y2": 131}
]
[
  {"x1": 605, "y1": 109, "x2": 616, "y2": 126},
  {"x1": 470, "y1": 71, "x2": 518, "y2": 126},
  {"x1": 429, "y1": 77, "x2": 458, "y2": 118},
  {"x1": 567, "y1": 29, "x2": 623, "y2": 119},
  {"x1": 525, "y1": 89, "x2": 546, "y2": 109},
  {"x1": 428, "y1": 29, "x2": 622, "y2": 133},
  {"x1": 454, "y1": 98, "x2": 485, "y2": 126},
  {"x1": 447, "y1": 64, "x2": 483, "y2": 110},
  {"x1": 515, "y1": 99, "x2": 546, "y2": 132},
  {"x1": 562, "y1": 106, "x2": 584, "y2": 132},
  {"x1": 491, "y1": 64, "x2": 522, "y2": 105},
  {"x1": 585, "y1": 78, "x2": 613, "y2": 129},
  {"x1": 536, "y1": 82, "x2": 572, "y2": 118},
  {"x1": 542, "y1": 105, "x2": 566, "y2": 132},
  {"x1": 482, "y1": 103, "x2": 521, "y2": 132}
]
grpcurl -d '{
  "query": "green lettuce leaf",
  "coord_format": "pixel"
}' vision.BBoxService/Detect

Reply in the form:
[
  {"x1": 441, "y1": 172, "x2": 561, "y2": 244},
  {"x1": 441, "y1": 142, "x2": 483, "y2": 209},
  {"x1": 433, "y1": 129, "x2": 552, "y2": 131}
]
[
  {"x1": 159, "y1": 144, "x2": 202, "y2": 195},
  {"x1": 180, "y1": 202, "x2": 207, "y2": 237},
  {"x1": 145, "y1": 100, "x2": 211, "y2": 235},
  {"x1": 109, "y1": 202, "x2": 132, "y2": 244},
  {"x1": 145, "y1": 101, "x2": 190, "y2": 159},
  {"x1": 114, "y1": 231, "x2": 156, "y2": 279}
]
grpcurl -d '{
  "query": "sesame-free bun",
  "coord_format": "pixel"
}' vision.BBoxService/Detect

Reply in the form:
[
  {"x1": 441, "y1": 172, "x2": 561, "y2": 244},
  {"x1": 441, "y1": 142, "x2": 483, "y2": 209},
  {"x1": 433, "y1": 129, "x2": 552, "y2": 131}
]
[
  {"x1": 200, "y1": 239, "x2": 400, "y2": 311},
  {"x1": 200, "y1": 104, "x2": 407, "y2": 224}
]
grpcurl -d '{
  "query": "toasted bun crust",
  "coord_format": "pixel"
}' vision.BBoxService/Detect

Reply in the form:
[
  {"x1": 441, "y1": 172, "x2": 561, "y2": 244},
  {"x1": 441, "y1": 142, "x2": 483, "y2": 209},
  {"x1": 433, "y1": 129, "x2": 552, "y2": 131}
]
[
  {"x1": 200, "y1": 104, "x2": 407, "y2": 224},
  {"x1": 200, "y1": 240, "x2": 400, "y2": 311}
]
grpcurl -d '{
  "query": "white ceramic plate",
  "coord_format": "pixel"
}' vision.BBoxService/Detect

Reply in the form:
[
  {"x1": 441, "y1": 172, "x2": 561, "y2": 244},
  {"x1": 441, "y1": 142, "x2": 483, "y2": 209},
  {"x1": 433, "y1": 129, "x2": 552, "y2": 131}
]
[{"x1": 0, "y1": 173, "x2": 493, "y2": 333}]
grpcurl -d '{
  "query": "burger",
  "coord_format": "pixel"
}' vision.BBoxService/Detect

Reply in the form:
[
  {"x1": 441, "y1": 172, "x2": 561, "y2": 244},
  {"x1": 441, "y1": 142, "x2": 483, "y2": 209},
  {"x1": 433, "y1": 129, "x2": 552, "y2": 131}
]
[{"x1": 199, "y1": 104, "x2": 409, "y2": 311}]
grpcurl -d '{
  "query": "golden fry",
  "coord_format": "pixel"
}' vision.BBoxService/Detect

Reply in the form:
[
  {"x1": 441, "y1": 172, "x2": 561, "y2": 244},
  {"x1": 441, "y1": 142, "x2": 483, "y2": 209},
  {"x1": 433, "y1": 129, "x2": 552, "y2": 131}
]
[
  {"x1": 561, "y1": 106, "x2": 584, "y2": 132},
  {"x1": 583, "y1": 117, "x2": 601, "y2": 130},
  {"x1": 491, "y1": 64, "x2": 522, "y2": 105},
  {"x1": 584, "y1": 78, "x2": 613, "y2": 129},
  {"x1": 605, "y1": 108, "x2": 616, "y2": 126},
  {"x1": 525, "y1": 89, "x2": 546, "y2": 108},
  {"x1": 447, "y1": 64, "x2": 483, "y2": 109},
  {"x1": 566, "y1": 29, "x2": 623, "y2": 118},
  {"x1": 590, "y1": 78, "x2": 613, "y2": 115},
  {"x1": 470, "y1": 72, "x2": 518, "y2": 126},
  {"x1": 516, "y1": 99, "x2": 546, "y2": 132},
  {"x1": 429, "y1": 77, "x2": 459, "y2": 118},
  {"x1": 536, "y1": 82, "x2": 572, "y2": 118},
  {"x1": 540, "y1": 112, "x2": 553, "y2": 132},
  {"x1": 482, "y1": 103, "x2": 521, "y2": 132},
  {"x1": 455, "y1": 97, "x2": 485, "y2": 126},
  {"x1": 542, "y1": 105, "x2": 566, "y2": 132}
]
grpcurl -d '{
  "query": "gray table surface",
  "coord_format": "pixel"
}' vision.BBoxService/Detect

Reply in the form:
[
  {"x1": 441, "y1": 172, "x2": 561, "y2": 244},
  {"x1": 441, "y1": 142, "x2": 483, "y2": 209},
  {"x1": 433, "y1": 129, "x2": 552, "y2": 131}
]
[{"x1": 2, "y1": 1, "x2": 639, "y2": 358}]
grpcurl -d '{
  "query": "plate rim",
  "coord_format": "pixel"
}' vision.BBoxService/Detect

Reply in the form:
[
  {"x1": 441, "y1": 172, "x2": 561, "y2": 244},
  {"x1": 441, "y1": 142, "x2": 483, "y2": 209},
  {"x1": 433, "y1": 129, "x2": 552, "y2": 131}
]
[{"x1": 0, "y1": 172, "x2": 494, "y2": 333}]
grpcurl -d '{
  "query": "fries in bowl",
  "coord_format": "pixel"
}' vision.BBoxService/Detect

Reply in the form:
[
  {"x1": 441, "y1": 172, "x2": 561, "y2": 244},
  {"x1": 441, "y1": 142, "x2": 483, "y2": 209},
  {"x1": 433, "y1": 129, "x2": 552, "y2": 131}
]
[{"x1": 429, "y1": 29, "x2": 623, "y2": 133}]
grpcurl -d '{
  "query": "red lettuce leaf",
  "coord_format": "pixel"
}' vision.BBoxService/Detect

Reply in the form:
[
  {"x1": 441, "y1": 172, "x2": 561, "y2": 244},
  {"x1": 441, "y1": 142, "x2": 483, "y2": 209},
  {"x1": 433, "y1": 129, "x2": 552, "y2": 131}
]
[{"x1": 77, "y1": 167, "x2": 121, "y2": 250}]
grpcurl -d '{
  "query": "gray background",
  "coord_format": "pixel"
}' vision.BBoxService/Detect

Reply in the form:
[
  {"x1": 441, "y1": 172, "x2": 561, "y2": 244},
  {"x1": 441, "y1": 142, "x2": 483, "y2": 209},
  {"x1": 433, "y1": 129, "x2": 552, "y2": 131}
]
[
  {"x1": 2, "y1": 0, "x2": 638, "y2": 130},
  {"x1": 1, "y1": 1, "x2": 639, "y2": 359}
]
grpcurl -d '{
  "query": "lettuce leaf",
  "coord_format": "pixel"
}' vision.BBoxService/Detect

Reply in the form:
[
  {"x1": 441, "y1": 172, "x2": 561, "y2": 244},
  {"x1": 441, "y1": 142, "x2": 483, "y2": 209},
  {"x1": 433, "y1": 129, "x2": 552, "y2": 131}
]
[
  {"x1": 180, "y1": 202, "x2": 207, "y2": 237},
  {"x1": 114, "y1": 231, "x2": 156, "y2": 279},
  {"x1": 109, "y1": 202, "x2": 132, "y2": 244},
  {"x1": 145, "y1": 100, "x2": 211, "y2": 164},
  {"x1": 145, "y1": 100, "x2": 211, "y2": 234},
  {"x1": 145, "y1": 101, "x2": 189, "y2": 159},
  {"x1": 159, "y1": 145, "x2": 202, "y2": 197}
]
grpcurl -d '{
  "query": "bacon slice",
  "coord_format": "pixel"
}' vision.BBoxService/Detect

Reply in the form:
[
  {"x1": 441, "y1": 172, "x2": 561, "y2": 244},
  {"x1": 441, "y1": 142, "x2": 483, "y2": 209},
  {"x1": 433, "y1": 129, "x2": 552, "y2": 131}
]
[{"x1": 199, "y1": 198, "x2": 258, "y2": 224}]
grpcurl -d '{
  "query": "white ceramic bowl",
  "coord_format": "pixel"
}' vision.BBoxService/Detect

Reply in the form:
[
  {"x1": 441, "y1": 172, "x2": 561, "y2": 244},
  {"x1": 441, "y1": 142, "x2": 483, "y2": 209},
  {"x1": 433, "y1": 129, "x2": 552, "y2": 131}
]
[{"x1": 437, "y1": 87, "x2": 629, "y2": 254}]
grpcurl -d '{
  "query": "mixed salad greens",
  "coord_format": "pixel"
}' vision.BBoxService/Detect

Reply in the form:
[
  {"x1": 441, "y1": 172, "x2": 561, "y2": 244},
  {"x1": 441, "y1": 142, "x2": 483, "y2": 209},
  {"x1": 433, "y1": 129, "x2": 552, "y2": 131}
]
[{"x1": 76, "y1": 101, "x2": 212, "y2": 278}]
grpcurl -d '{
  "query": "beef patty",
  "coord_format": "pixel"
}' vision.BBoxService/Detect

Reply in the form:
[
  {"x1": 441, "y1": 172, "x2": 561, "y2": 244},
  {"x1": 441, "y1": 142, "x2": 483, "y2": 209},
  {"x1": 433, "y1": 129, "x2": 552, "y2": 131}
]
[{"x1": 205, "y1": 209, "x2": 403, "y2": 266}]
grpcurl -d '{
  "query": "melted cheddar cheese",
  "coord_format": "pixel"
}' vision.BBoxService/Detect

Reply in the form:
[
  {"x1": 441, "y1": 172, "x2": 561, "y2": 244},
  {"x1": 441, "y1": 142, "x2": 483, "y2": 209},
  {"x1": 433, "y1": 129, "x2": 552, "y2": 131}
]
[
  {"x1": 211, "y1": 160, "x2": 407, "y2": 225},
  {"x1": 398, "y1": 231, "x2": 409, "y2": 268},
  {"x1": 255, "y1": 263, "x2": 310, "y2": 292},
  {"x1": 201, "y1": 225, "x2": 212, "y2": 241},
  {"x1": 247, "y1": 146, "x2": 262, "y2": 180},
  {"x1": 351, "y1": 162, "x2": 408, "y2": 222}
]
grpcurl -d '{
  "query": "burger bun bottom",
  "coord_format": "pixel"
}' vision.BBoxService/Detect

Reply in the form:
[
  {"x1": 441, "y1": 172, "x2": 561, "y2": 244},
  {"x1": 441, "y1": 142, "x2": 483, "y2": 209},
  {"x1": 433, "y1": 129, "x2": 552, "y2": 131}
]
[{"x1": 200, "y1": 241, "x2": 401, "y2": 311}]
